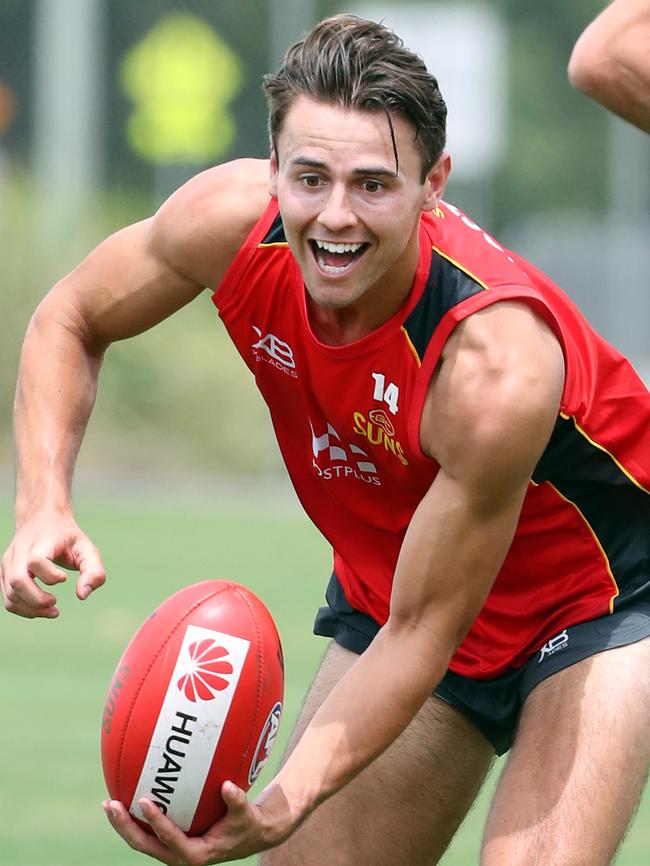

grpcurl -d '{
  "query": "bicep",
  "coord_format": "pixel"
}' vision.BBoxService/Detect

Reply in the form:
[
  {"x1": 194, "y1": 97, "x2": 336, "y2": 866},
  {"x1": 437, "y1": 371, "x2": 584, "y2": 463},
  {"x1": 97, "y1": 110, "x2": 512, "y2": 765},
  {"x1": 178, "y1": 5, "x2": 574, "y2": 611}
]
[
  {"x1": 388, "y1": 303, "x2": 564, "y2": 649},
  {"x1": 35, "y1": 160, "x2": 270, "y2": 349},
  {"x1": 41, "y1": 218, "x2": 207, "y2": 349},
  {"x1": 423, "y1": 302, "x2": 564, "y2": 500}
]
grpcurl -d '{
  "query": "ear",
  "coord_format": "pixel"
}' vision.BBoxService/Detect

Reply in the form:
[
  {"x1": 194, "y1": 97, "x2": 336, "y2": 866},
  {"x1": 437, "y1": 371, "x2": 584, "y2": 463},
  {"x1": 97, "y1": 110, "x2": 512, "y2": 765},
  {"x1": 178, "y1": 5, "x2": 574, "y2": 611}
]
[
  {"x1": 268, "y1": 144, "x2": 279, "y2": 198},
  {"x1": 421, "y1": 151, "x2": 451, "y2": 212}
]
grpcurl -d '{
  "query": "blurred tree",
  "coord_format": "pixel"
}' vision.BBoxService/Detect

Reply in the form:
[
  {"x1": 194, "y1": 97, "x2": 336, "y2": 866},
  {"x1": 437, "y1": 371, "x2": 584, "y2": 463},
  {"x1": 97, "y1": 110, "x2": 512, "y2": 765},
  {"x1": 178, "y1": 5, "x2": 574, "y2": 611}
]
[
  {"x1": 489, "y1": 0, "x2": 611, "y2": 230},
  {"x1": 0, "y1": 0, "x2": 32, "y2": 164}
]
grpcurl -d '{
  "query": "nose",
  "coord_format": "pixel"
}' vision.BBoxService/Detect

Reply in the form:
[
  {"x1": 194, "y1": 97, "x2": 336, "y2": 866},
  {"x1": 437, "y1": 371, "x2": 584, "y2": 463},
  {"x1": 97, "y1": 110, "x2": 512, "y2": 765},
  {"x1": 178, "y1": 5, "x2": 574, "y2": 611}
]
[{"x1": 317, "y1": 183, "x2": 358, "y2": 233}]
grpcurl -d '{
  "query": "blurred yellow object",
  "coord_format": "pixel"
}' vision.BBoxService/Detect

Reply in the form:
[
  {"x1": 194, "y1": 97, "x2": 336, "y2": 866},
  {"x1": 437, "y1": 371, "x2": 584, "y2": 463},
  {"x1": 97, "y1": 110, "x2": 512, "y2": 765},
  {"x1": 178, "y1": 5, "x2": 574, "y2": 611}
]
[{"x1": 120, "y1": 12, "x2": 244, "y2": 163}]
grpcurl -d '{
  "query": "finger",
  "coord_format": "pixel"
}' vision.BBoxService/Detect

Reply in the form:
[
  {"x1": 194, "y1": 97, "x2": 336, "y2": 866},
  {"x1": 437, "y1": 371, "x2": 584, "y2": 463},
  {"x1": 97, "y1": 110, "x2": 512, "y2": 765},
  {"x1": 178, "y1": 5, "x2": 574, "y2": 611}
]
[
  {"x1": 138, "y1": 798, "x2": 197, "y2": 853},
  {"x1": 4, "y1": 560, "x2": 65, "y2": 611},
  {"x1": 28, "y1": 560, "x2": 69, "y2": 586},
  {"x1": 103, "y1": 800, "x2": 175, "y2": 865},
  {"x1": 1, "y1": 592, "x2": 59, "y2": 619}
]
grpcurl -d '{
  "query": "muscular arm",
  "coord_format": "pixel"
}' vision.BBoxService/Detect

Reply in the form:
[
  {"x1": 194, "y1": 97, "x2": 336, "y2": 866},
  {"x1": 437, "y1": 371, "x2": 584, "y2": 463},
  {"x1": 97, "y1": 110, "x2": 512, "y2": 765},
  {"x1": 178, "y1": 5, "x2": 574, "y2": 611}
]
[
  {"x1": 3, "y1": 159, "x2": 270, "y2": 617},
  {"x1": 262, "y1": 303, "x2": 565, "y2": 826},
  {"x1": 568, "y1": 0, "x2": 650, "y2": 132}
]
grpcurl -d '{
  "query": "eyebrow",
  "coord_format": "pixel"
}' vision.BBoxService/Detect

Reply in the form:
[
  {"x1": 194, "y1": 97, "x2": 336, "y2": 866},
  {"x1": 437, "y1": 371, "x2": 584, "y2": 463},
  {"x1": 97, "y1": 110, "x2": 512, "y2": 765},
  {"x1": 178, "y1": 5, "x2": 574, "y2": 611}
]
[{"x1": 287, "y1": 157, "x2": 398, "y2": 178}]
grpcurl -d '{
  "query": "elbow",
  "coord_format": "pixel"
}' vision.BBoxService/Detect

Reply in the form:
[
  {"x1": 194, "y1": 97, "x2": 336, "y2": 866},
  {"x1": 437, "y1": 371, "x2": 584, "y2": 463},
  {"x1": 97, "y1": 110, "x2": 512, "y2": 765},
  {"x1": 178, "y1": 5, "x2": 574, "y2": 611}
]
[
  {"x1": 24, "y1": 286, "x2": 108, "y2": 369},
  {"x1": 568, "y1": 22, "x2": 635, "y2": 103},
  {"x1": 33, "y1": 282, "x2": 109, "y2": 359},
  {"x1": 384, "y1": 611, "x2": 466, "y2": 671},
  {"x1": 568, "y1": 42, "x2": 608, "y2": 97}
]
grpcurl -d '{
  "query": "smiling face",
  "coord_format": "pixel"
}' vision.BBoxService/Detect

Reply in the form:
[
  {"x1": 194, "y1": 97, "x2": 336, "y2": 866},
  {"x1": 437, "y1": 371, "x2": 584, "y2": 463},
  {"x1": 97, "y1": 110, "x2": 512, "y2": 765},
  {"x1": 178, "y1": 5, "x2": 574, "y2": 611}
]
[{"x1": 269, "y1": 95, "x2": 450, "y2": 339}]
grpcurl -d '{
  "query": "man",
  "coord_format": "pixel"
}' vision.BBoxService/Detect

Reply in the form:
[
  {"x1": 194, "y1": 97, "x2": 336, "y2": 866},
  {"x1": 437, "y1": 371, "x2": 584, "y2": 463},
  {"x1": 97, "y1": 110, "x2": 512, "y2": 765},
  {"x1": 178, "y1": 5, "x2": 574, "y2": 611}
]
[
  {"x1": 3, "y1": 14, "x2": 650, "y2": 866},
  {"x1": 569, "y1": 0, "x2": 650, "y2": 132}
]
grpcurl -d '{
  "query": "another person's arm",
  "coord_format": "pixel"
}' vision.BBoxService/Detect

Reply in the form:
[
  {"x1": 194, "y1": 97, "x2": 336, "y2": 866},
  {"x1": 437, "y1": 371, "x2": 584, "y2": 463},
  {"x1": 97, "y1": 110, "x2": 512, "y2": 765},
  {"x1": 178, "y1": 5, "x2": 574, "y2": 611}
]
[
  {"x1": 105, "y1": 300, "x2": 565, "y2": 863},
  {"x1": 0, "y1": 160, "x2": 269, "y2": 618},
  {"x1": 568, "y1": 0, "x2": 650, "y2": 132}
]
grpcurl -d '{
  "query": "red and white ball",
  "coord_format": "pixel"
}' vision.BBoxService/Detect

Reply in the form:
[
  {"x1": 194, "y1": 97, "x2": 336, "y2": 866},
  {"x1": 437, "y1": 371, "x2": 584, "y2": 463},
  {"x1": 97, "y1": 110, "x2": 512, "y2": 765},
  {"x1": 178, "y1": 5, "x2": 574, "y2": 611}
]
[{"x1": 101, "y1": 580, "x2": 284, "y2": 835}]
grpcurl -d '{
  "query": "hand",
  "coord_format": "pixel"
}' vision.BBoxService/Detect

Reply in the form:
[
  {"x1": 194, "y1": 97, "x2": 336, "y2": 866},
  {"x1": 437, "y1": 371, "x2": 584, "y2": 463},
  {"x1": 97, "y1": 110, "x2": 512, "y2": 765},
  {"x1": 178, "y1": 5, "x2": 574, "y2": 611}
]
[
  {"x1": 0, "y1": 512, "x2": 106, "y2": 618},
  {"x1": 103, "y1": 781, "x2": 292, "y2": 865}
]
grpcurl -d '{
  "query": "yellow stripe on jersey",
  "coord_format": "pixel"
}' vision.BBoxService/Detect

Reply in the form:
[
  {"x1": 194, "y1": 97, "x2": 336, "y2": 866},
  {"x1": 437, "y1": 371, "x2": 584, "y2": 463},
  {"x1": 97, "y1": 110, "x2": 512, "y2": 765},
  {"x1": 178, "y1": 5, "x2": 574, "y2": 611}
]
[
  {"x1": 258, "y1": 242, "x2": 290, "y2": 248},
  {"x1": 431, "y1": 244, "x2": 491, "y2": 293},
  {"x1": 400, "y1": 326, "x2": 422, "y2": 367},
  {"x1": 546, "y1": 480, "x2": 620, "y2": 612}
]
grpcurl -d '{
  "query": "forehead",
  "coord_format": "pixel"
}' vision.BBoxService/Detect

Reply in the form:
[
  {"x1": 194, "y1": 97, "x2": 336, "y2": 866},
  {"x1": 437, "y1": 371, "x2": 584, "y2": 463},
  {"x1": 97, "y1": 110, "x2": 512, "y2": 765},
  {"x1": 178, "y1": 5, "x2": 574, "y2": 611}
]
[{"x1": 276, "y1": 95, "x2": 420, "y2": 174}]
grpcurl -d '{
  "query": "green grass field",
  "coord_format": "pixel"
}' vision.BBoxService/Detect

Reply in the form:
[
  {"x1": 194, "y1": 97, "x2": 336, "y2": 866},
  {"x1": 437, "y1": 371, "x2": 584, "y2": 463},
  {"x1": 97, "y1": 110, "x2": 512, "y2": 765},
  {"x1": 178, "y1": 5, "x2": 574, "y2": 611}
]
[{"x1": 1, "y1": 488, "x2": 649, "y2": 865}]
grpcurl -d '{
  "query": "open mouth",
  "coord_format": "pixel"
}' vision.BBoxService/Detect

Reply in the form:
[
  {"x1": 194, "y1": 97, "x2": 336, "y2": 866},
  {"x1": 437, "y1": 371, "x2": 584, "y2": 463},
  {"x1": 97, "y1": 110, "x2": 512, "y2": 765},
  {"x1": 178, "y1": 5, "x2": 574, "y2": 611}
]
[{"x1": 310, "y1": 239, "x2": 369, "y2": 275}]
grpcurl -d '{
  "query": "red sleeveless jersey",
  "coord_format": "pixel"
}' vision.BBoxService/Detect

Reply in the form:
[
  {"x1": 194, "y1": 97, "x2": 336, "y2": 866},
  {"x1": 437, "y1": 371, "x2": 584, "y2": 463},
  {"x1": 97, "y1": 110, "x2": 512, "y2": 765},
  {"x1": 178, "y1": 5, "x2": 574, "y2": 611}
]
[{"x1": 213, "y1": 198, "x2": 650, "y2": 678}]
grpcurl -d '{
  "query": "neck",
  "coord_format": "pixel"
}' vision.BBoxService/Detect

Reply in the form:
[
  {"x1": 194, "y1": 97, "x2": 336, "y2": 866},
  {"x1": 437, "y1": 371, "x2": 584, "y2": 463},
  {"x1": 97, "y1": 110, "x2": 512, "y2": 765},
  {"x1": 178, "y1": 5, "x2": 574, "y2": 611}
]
[{"x1": 306, "y1": 300, "x2": 375, "y2": 346}]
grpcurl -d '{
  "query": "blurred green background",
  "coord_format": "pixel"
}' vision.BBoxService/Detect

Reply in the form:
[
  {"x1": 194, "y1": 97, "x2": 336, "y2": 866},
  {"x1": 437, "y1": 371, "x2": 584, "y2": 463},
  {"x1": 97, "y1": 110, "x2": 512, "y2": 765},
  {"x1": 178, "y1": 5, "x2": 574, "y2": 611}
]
[{"x1": 1, "y1": 1, "x2": 650, "y2": 863}]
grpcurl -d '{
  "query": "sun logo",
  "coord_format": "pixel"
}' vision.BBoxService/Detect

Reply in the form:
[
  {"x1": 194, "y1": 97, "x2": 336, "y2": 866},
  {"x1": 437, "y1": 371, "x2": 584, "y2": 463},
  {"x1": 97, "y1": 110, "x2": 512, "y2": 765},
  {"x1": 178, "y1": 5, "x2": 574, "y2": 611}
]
[
  {"x1": 368, "y1": 408, "x2": 395, "y2": 438},
  {"x1": 177, "y1": 639, "x2": 234, "y2": 702}
]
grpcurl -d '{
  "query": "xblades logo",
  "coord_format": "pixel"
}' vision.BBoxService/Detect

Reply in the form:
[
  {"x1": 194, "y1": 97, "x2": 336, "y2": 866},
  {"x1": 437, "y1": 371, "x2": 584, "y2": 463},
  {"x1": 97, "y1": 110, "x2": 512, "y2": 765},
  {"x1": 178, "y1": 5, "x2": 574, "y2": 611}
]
[
  {"x1": 251, "y1": 326, "x2": 297, "y2": 378},
  {"x1": 177, "y1": 639, "x2": 234, "y2": 701},
  {"x1": 538, "y1": 630, "x2": 569, "y2": 663}
]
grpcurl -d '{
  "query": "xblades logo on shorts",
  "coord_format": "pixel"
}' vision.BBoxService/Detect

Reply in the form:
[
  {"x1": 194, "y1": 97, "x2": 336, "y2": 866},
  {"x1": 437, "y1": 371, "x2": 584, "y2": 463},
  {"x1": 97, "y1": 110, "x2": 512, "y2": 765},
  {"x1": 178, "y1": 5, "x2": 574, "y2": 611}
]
[
  {"x1": 176, "y1": 639, "x2": 234, "y2": 701},
  {"x1": 538, "y1": 630, "x2": 569, "y2": 663}
]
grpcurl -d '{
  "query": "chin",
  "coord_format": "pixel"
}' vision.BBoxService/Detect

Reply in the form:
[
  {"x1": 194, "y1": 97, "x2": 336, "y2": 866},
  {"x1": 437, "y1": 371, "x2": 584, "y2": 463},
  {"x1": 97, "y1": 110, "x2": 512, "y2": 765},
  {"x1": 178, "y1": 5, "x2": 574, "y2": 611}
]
[{"x1": 305, "y1": 280, "x2": 365, "y2": 310}]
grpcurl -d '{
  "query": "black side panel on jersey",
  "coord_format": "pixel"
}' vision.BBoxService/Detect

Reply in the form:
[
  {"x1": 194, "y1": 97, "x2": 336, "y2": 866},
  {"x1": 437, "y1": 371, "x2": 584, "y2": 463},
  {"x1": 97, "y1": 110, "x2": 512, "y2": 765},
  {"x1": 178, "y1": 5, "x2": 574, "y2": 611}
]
[
  {"x1": 402, "y1": 254, "x2": 485, "y2": 360},
  {"x1": 260, "y1": 213, "x2": 286, "y2": 244},
  {"x1": 532, "y1": 415, "x2": 650, "y2": 606}
]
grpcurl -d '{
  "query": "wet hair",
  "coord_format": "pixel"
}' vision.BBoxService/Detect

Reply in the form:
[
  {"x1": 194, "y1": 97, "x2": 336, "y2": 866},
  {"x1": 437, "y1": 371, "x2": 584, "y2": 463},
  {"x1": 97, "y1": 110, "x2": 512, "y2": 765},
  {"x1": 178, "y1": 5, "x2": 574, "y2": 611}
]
[{"x1": 262, "y1": 14, "x2": 447, "y2": 181}]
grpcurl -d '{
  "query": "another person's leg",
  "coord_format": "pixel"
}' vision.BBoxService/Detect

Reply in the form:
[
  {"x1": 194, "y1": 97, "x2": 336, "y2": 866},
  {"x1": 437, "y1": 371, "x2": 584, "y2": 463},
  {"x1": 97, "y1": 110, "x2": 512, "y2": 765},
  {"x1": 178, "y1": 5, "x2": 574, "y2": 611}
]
[
  {"x1": 482, "y1": 636, "x2": 650, "y2": 865},
  {"x1": 262, "y1": 641, "x2": 495, "y2": 866}
]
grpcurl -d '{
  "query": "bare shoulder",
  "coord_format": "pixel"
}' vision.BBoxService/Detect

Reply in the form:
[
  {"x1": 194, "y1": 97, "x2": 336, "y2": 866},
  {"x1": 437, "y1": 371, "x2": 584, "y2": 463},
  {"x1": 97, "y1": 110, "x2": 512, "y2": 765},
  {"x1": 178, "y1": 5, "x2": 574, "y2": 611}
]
[
  {"x1": 151, "y1": 158, "x2": 271, "y2": 289},
  {"x1": 421, "y1": 301, "x2": 565, "y2": 485}
]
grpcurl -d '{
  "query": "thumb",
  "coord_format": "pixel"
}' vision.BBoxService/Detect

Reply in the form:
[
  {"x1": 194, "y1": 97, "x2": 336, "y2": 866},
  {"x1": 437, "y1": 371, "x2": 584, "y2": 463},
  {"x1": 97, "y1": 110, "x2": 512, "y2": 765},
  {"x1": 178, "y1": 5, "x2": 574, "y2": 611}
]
[
  {"x1": 75, "y1": 544, "x2": 107, "y2": 601},
  {"x1": 221, "y1": 781, "x2": 248, "y2": 814}
]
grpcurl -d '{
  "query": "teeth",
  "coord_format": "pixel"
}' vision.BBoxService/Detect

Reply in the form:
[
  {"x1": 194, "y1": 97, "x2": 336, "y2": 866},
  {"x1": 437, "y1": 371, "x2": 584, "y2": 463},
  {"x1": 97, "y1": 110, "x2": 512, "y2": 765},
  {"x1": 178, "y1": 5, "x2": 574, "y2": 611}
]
[{"x1": 314, "y1": 240, "x2": 364, "y2": 254}]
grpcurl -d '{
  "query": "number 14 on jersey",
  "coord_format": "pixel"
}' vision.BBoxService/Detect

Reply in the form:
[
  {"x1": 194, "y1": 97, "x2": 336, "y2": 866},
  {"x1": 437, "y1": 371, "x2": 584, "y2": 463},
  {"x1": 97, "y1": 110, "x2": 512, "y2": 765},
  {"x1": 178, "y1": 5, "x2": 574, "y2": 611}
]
[{"x1": 372, "y1": 373, "x2": 399, "y2": 415}]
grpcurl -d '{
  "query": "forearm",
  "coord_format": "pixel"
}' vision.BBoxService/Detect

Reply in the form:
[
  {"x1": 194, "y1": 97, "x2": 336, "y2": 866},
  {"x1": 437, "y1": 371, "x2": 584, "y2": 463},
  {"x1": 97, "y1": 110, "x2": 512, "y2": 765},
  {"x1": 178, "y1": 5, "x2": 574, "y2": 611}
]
[
  {"x1": 257, "y1": 621, "x2": 449, "y2": 836},
  {"x1": 14, "y1": 296, "x2": 105, "y2": 524},
  {"x1": 258, "y1": 475, "x2": 523, "y2": 839}
]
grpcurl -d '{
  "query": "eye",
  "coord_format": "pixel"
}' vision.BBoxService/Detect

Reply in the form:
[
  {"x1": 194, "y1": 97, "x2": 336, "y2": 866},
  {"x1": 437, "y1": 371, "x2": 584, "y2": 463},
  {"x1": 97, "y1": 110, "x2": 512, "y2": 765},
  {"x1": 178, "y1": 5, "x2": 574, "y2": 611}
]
[
  {"x1": 362, "y1": 179, "x2": 384, "y2": 194},
  {"x1": 300, "y1": 174, "x2": 322, "y2": 188}
]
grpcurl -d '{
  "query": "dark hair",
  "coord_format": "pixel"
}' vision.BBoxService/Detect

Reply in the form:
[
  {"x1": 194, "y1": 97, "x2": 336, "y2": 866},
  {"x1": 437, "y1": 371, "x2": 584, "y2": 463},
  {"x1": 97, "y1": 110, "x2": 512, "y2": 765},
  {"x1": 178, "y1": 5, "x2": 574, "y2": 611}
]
[{"x1": 263, "y1": 14, "x2": 447, "y2": 181}]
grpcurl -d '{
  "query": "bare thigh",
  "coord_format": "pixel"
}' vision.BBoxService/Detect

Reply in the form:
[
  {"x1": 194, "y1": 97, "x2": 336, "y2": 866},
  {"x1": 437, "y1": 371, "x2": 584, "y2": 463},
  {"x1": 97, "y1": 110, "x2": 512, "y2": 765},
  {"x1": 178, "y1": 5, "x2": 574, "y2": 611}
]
[
  {"x1": 261, "y1": 641, "x2": 494, "y2": 866},
  {"x1": 482, "y1": 637, "x2": 650, "y2": 866}
]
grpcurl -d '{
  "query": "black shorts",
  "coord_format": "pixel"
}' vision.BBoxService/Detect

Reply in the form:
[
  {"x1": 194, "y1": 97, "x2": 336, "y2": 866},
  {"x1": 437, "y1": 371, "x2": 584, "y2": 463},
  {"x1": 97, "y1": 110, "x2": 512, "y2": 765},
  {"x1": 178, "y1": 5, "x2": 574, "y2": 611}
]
[{"x1": 313, "y1": 572, "x2": 650, "y2": 756}]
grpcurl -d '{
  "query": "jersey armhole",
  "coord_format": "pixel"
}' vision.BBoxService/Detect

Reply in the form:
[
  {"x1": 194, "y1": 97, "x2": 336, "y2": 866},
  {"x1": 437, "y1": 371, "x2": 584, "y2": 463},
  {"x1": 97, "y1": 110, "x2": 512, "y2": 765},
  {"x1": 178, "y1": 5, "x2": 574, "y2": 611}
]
[
  {"x1": 405, "y1": 288, "x2": 570, "y2": 459},
  {"x1": 211, "y1": 198, "x2": 280, "y2": 311}
]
